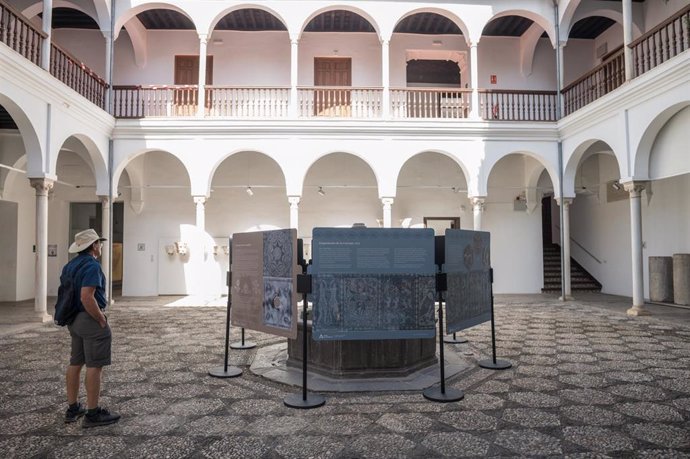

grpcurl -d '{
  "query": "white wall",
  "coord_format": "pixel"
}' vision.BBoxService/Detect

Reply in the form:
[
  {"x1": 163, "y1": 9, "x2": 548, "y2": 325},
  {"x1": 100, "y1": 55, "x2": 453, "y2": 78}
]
[
  {"x1": 52, "y1": 29, "x2": 107, "y2": 76},
  {"x1": 593, "y1": 23, "x2": 623, "y2": 65},
  {"x1": 478, "y1": 37, "x2": 556, "y2": 90},
  {"x1": 650, "y1": 107, "x2": 690, "y2": 180},
  {"x1": 563, "y1": 39, "x2": 595, "y2": 86},
  {"x1": 644, "y1": 0, "x2": 689, "y2": 31}
]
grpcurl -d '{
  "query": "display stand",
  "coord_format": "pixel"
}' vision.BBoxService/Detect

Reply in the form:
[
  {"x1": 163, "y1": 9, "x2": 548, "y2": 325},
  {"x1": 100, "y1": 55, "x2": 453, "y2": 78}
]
[
  {"x1": 423, "y1": 268, "x2": 464, "y2": 403},
  {"x1": 478, "y1": 268, "x2": 512, "y2": 370},
  {"x1": 208, "y1": 272, "x2": 243, "y2": 378},
  {"x1": 443, "y1": 332, "x2": 468, "y2": 344},
  {"x1": 284, "y1": 273, "x2": 326, "y2": 409},
  {"x1": 230, "y1": 328, "x2": 256, "y2": 350}
]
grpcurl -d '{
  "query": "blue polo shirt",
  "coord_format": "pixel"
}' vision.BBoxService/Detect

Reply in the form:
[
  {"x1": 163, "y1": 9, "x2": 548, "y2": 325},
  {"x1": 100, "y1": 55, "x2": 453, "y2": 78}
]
[{"x1": 63, "y1": 253, "x2": 107, "y2": 311}]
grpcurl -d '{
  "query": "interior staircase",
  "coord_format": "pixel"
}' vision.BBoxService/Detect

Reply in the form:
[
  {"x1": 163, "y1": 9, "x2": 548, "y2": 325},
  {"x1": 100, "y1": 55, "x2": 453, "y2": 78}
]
[{"x1": 542, "y1": 244, "x2": 602, "y2": 293}]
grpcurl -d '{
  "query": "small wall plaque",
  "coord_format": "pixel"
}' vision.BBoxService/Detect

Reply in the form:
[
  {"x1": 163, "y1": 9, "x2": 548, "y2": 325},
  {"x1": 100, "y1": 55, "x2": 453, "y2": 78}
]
[
  {"x1": 137, "y1": 243, "x2": 146, "y2": 251},
  {"x1": 48, "y1": 244, "x2": 57, "y2": 257}
]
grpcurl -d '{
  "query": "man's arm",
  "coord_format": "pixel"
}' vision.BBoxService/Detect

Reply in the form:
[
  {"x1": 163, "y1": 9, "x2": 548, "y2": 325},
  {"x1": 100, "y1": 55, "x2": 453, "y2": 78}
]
[{"x1": 80, "y1": 286, "x2": 107, "y2": 328}]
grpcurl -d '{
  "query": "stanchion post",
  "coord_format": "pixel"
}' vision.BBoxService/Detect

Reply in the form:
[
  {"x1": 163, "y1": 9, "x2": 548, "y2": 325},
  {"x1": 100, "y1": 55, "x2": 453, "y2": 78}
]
[
  {"x1": 478, "y1": 268, "x2": 512, "y2": 370},
  {"x1": 209, "y1": 268, "x2": 243, "y2": 378},
  {"x1": 284, "y1": 273, "x2": 326, "y2": 409}
]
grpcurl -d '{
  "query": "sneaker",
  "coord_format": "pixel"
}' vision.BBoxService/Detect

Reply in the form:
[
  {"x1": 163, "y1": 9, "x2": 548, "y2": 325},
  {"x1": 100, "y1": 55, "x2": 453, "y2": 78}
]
[
  {"x1": 64, "y1": 403, "x2": 86, "y2": 423},
  {"x1": 82, "y1": 407, "x2": 121, "y2": 428}
]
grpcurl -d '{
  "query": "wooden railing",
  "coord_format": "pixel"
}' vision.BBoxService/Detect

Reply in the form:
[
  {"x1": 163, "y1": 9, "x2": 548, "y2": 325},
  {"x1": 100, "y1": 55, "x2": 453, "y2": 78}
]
[
  {"x1": 50, "y1": 44, "x2": 107, "y2": 109},
  {"x1": 390, "y1": 88, "x2": 471, "y2": 119},
  {"x1": 561, "y1": 49, "x2": 625, "y2": 116},
  {"x1": 298, "y1": 87, "x2": 382, "y2": 118},
  {"x1": 206, "y1": 86, "x2": 289, "y2": 117},
  {"x1": 0, "y1": 0, "x2": 45, "y2": 66},
  {"x1": 479, "y1": 90, "x2": 557, "y2": 121},
  {"x1": 630, "y1": 5, "x2": 690, "y2": 78},
  {"x1": 112, "y1": 85, "x2": 198, "y2": 118}
]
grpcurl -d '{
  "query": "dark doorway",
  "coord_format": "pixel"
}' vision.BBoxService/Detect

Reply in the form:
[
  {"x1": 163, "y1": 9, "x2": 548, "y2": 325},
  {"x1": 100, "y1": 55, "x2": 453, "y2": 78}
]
[{"x1": 541, "y1": 196, "x2": 552, "y2": 245}]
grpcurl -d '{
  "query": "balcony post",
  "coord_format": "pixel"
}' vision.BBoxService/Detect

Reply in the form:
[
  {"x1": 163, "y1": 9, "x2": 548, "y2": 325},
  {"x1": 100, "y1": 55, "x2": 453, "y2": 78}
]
[
  {"x1": 469, "y1": 42, "x2": 479, "y2": 119},
  {"x1": 197, "y1": 35, "x2": 208, "y2": 117},
  {"x1": 622, "y1": 0, "x2": 633, "y2": 80},
  {"x1": 41, "y1": 0, "x2": 52, "y2": 70},
  {"x1": 290, "y1": 39, "x2": 299, "y2": 118},
  {"x1": 622, "y1": 181, "x2": 648, "y2": 315},
  {"x1": 556, "y1": 197, "x2": 574, "y2": 300},
  {"x1": 471, "y1": 197, "x2": 485, "y2": 231},
  {"x1": 288, "y1": 196, "x2": 300, "y2": 230},
  {"x1": 381, "y1": 39, "x2": 390, "y2": 119},
  {"x1": 30, "y1": 178, "x2": 54, "y2": 321},
  {"x1": 381, "y1": 198, "x2": 394, "y2": 228}
]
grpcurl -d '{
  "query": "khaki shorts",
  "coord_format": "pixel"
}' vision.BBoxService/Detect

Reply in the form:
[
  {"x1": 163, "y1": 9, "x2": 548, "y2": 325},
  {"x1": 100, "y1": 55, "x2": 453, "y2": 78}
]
[{"x1": 68, "y1": 311, "x2": 112, "y2": 368}]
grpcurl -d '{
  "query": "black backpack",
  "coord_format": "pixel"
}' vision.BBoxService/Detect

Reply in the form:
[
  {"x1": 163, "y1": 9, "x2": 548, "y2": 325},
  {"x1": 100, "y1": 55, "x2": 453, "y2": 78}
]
[{"x1": 54, "y1": 257, "x2": 90, "y2": 326}]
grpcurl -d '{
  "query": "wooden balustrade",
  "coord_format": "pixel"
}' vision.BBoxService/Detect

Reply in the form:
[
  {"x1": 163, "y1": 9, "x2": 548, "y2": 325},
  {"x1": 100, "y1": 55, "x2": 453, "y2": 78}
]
[
  {"x1": 479, "y1": 90, "x2": 557, "y2": 121},
  {"x1": 50, "y1": 44, "x2": 107, "y2": 109},
  {"x1": 390, "y1": 88, "x2": 471, "y2": 119},
  {"x1": 0, "y1": 0, "x2": 45, "y2": 66},
  {"x1": 630, "y1": 5, "x2": 690, "y2": 78},
  {"x1": 206, "y1": 86, "x2": 289, "y2": 117},
  {"x1": 298, "y1": 87, "x2": 382, "y2": 118},
  {"x1": 561, "y1": 50, "x2": 625, "y2": 116},
  {"x1": 113, "y1": 85, "x2": 198, "y2": 118}
]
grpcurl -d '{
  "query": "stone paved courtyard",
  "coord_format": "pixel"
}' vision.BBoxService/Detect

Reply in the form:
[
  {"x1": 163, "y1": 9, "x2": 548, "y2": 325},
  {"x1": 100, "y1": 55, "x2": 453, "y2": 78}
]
[{"x1": 1, "y1": 294, "x2": 689, "y2": 458}]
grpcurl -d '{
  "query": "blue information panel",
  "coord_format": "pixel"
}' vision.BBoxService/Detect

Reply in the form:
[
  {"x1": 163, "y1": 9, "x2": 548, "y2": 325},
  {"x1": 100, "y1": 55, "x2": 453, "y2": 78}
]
[
  {"x1": 311, "y1": 228, "x2": 436, "y2": 340},
  {"x1": 445, "y1": 229, "x2": 492, "y2": 334}
]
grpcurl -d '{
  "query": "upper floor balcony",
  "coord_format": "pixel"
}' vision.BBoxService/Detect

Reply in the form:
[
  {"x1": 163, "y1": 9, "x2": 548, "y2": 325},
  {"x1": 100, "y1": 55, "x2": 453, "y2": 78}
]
[{"x1": 1, "y1": 0, "x2": 688, "y2": 123}]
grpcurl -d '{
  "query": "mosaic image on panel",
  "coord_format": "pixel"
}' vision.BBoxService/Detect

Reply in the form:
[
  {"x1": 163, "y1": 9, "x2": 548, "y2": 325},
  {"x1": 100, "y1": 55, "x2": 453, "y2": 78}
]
[
  {"x1": 262, "y1": 277, "x2": 293, "y2": 330},
  {"x1": 312, "y1": 273, "x2": 435, "y2": 340},
  {"x1": 263, "y1": 230, "x2": 292, "y2": 278},
  {"x1": 445, "y1": 230, "x2": 492, "y2": 333}
]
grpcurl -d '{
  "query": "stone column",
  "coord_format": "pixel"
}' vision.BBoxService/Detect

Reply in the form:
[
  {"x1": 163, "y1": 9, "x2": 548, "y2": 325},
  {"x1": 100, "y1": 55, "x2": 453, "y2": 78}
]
[
  {"x1": 469, "y1": 42, "x2": 479, "y2": 119},
  {"x1": 624, "y1": 181, "x2": 647, "y2": 315},
  {"x1": 381, "y1": 39, "x2": 390, "y2": 119},
  {"x1": 471, "y1": 197, "x2": 485, "y2": 231},
  {"x1": 290, "y1": 39, "x2": 299, "y2": 118},
  {"x1": 197, "y1": 35, "x2": 208, "y2": 117},
  {"x1": 557, "y1": 42, "x2": 566, "y2": 116},
  {"x1": 99, "y1": 195, "x2": 111, "y2": 303},
  {"x1": 30, "y1": 178, "x2": 54, "y2": 321},
  {"x1": 673, "y1": 254, "x2": 690, "y2": 305},
  {"x1": 557, "y1": 198, "x2": 574, "y2": 300},
  {"x1": 622, "y1": 0, "x2": 633, "y2": 80},
  {"x1": 103, "y1": 34, "x2": 112, "y2": 112},
  {"x1": 382, "y1": 198, "x2": 394, "y2": 228},
  {"x1": 649, "y1": 256, "x2": 673, "y2": 303},
  {"x1": 193, "y1": 196, "x2": 206, "y2": 231},
  {"x1": 288, "y1": 196, "x2": 300, "y2": 230},
  {"x1": 41, "y1": 0, "x2": 52, "y2": 70}
]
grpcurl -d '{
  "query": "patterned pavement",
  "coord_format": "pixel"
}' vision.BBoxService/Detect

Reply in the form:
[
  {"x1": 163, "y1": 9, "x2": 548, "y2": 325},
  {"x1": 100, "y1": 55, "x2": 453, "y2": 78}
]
[{"x1": 0, "y1": 294, "x2": 689, "y2": 458}]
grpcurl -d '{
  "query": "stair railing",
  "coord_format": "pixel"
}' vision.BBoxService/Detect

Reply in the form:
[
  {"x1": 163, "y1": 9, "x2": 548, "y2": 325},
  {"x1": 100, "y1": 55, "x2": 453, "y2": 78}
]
[{"x1": 554, "y1": 225, "x2": 603, "y2": 264}]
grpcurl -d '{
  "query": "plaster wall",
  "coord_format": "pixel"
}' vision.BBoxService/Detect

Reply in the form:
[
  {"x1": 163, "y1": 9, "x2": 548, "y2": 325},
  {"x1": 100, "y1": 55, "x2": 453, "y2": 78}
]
[
  {"x1": 2, "y1": 177, "x2": 36, "y2": 301},
  {"x1": 477, "y1": 37, "x2": 556, "y2": 90},
  {"x1": 649, "y1": 107, "x2": 690, "y2": 179},
  {"x1": 593, "y1": 23, "x2": 623, "y2": 65},
  {"x1": 0, "y1": 200, "x2": 18, "y2": 301},
  {"x1": 562, "y1": 39, "x2": 595, "y2": 86},
  {"x1": 644, "y1": 0, "x2": 689, "y2": 31}
]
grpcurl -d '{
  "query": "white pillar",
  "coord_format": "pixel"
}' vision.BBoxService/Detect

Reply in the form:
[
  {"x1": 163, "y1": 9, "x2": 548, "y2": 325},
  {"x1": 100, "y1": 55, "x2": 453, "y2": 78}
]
[
  {"x1": 197, "y1": 35, "x2": 208, "y2": 117},
  {"x1": 99, "y1": 195, "x2": 112, "y2": 303},
  {"x1": 557, "y1": 42, "x2": 566, "y2": 116},
  {"x1": 469, "y1": 42, "x2": 479, "y2": 119},
  {"x1": 382, "y1": 198, "x2": 394, "y2": 228},
  {"x1": 194, "y1": 196, "x2": 206, "y2": 231},
  {"x1": 290, "y1": 39, "x2": 299, "y2": 118},
  {"x1": 288, "y1": 196, "x2": 300, "y2": 230},
  {"x1": 471, "y1": 197, "x2": 485, "y2": 231},
  {"x1": 103, "y1": 34, "x2": 112, "y2": 112},
  {"x1": 557, "y1": 198, "x2": 574, "y2": 300},
  {"x1": 622, "y1": 0, "x2": 633, "y2": 80},
  {"x1": 624, "y1": 181, "x2": 647, "y2": 315},
  {"x1": 381, "y1": 39, "x2": 390, "y2": 119},
  {"x1": 30, "y1": 178, "x2": 54, "y2": 321},
  {"x1": 41, "y1": 0, "x2": 52, "y2": 70}
]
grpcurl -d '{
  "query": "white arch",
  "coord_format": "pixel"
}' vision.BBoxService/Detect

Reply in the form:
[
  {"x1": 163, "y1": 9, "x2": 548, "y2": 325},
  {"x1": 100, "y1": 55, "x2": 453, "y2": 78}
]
[
  {"x1": 484, "y1": 9, "x2": 556, "y2": 47},
  {"x1": 0, "y1": 94, "x2": 44, "y2": 178},
  {"x1": 114, "y1": 2, "x2": 197, "y2": 39},
  {"x1": 22, "y1": 1, "x2": 100, "y2": 29},
  {"x1": 112, "y1": 148, "x2": 192, "y2": 194},
  {"x1": 49, "y1": 133, "x2": 109, "y2": 196},
  {"x1": 296, "y1": 5, "x2": 381, "y2": 42},
  {"x1": 206, "y1": 4, "x2": 289, "y2": 37},
  {"x1": 206, "y1": 150, "x2": 288, "y2": 197},
  {"x1": 565, "y1": 6, "x2": 643, "y2": 41},
  {"x1": 395, "y1": 150, "x2": 471, "y2": 193},
  {"x1": 300, "y1": 151, "x2": 380, "y2": 197},
  {"x1": 563, "y1": 139, "x2": 621, "y2": 197},
  {"x1": 392, "y1": 8, "x2": 470, "y2": 45},
  {"x1": 482, "y1": 150, "x2": 560, "y2": 198}
]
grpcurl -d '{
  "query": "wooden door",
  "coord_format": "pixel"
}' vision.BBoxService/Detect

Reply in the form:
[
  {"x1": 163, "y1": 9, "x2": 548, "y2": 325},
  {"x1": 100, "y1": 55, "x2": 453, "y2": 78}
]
[
  {"x1": 174, "y1": 56, "x2": 213, "y2": 115},
  {"x1": 314, "y1": 57, "x2": 351, "y2": 116}
]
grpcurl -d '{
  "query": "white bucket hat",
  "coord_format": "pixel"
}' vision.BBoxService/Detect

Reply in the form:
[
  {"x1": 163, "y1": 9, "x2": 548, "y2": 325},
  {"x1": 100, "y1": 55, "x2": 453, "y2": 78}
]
[{"x1": 68, "y1": 229, "x2": 107, "y2": 253}]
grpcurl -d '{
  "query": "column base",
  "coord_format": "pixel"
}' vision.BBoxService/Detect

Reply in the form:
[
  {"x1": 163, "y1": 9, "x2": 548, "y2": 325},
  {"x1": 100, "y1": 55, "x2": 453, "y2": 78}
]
[
  {"x1": 558, "y1": 295, "x2": 574, "y2": 301},
  {"x1": 38, "y1": 313, "x2": 53, "y2": 323},
  {"x1": 626, "y1": 306, "x2": 648, "y2": 316}
]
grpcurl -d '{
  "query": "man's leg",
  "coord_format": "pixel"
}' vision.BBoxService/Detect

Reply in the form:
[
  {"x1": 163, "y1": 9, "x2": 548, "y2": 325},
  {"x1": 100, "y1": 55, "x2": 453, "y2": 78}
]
[
  {"x1": 85, "y1": 366, "x2": 102, "y2": 409},
  {"x1": 66, "y1": 364, "x2": 83, "y2": 404}
]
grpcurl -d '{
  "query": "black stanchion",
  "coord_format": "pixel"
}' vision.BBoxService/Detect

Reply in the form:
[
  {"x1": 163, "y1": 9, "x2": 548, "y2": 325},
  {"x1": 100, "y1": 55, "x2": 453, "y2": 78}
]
[
  {"x1": 478, "y1": 268, "x2": 512, "y2": 370},
  {"x1": 230, "y1": 328, "x2": 256, "y2": 350},
  {"x1": 208, "y1": 278, "x2": 243, "y2": 378},
  {"x1": 444, "y1": 332, "x2": 468, "y2": 344},
  {"x1": 284, "y1": 273, "x2": 325, "y2": 409},
  {"x1": 423, "y1": 271, "x2": 464, "y2": 403}
]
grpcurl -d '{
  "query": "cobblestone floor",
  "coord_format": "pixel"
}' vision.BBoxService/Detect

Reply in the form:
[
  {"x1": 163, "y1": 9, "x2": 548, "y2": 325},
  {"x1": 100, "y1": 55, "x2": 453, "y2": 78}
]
[{"x1": 1, "y1": 295, "x2": 689, "y2": 458}]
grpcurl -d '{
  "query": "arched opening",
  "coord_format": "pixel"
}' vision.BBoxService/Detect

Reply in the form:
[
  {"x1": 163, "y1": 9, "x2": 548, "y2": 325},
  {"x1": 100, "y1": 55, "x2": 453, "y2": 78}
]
[
  {"x1": 395, "y1": 152, "x2": 469, "y2": 231},
  {"x1": 115, "y1": 151, "x2": 192, "y2": 296}
]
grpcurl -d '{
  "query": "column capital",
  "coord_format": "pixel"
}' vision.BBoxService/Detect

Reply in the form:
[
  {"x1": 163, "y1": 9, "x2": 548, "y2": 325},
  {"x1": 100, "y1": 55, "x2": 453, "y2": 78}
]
[
  {"x1": 622, "y1": 180, "x2": 648, "y2": 194},
  {"x1": 380, "y1": 38, "x2": 390, "y2": 46},
  {"x1": 98, "y1": 195, "x2": 110, "y2": 205},
  {"x1": 198, "y1": 34, "x2": 208, "y2": 44},
  {"x1": 288, "y1": 196, "x2": 301, "y2": 206},
  {"x1": 381, "y1": 197, "x2": 394, "y2": 206},
  {"x1": 470, "y1": 196, "x2": 485, "y2": 206},
  {"x1": 29, "y1": 178, "x2": 54, "y2": 196},
  {"x1": 291, "y1": 39, "x2": 299, "y2": 46},
  {"x1": 193, "y1": 196, "x2": 207, "y2": 205},
  {"x1": 555, "y1": 197, "x2": 574, "y2": 207}
]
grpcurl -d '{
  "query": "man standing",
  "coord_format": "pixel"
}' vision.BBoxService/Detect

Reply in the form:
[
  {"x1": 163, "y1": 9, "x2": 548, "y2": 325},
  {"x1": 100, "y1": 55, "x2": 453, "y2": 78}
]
[{"x1": 62, "y1": 229, "x2": 120, "y2": 427}]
